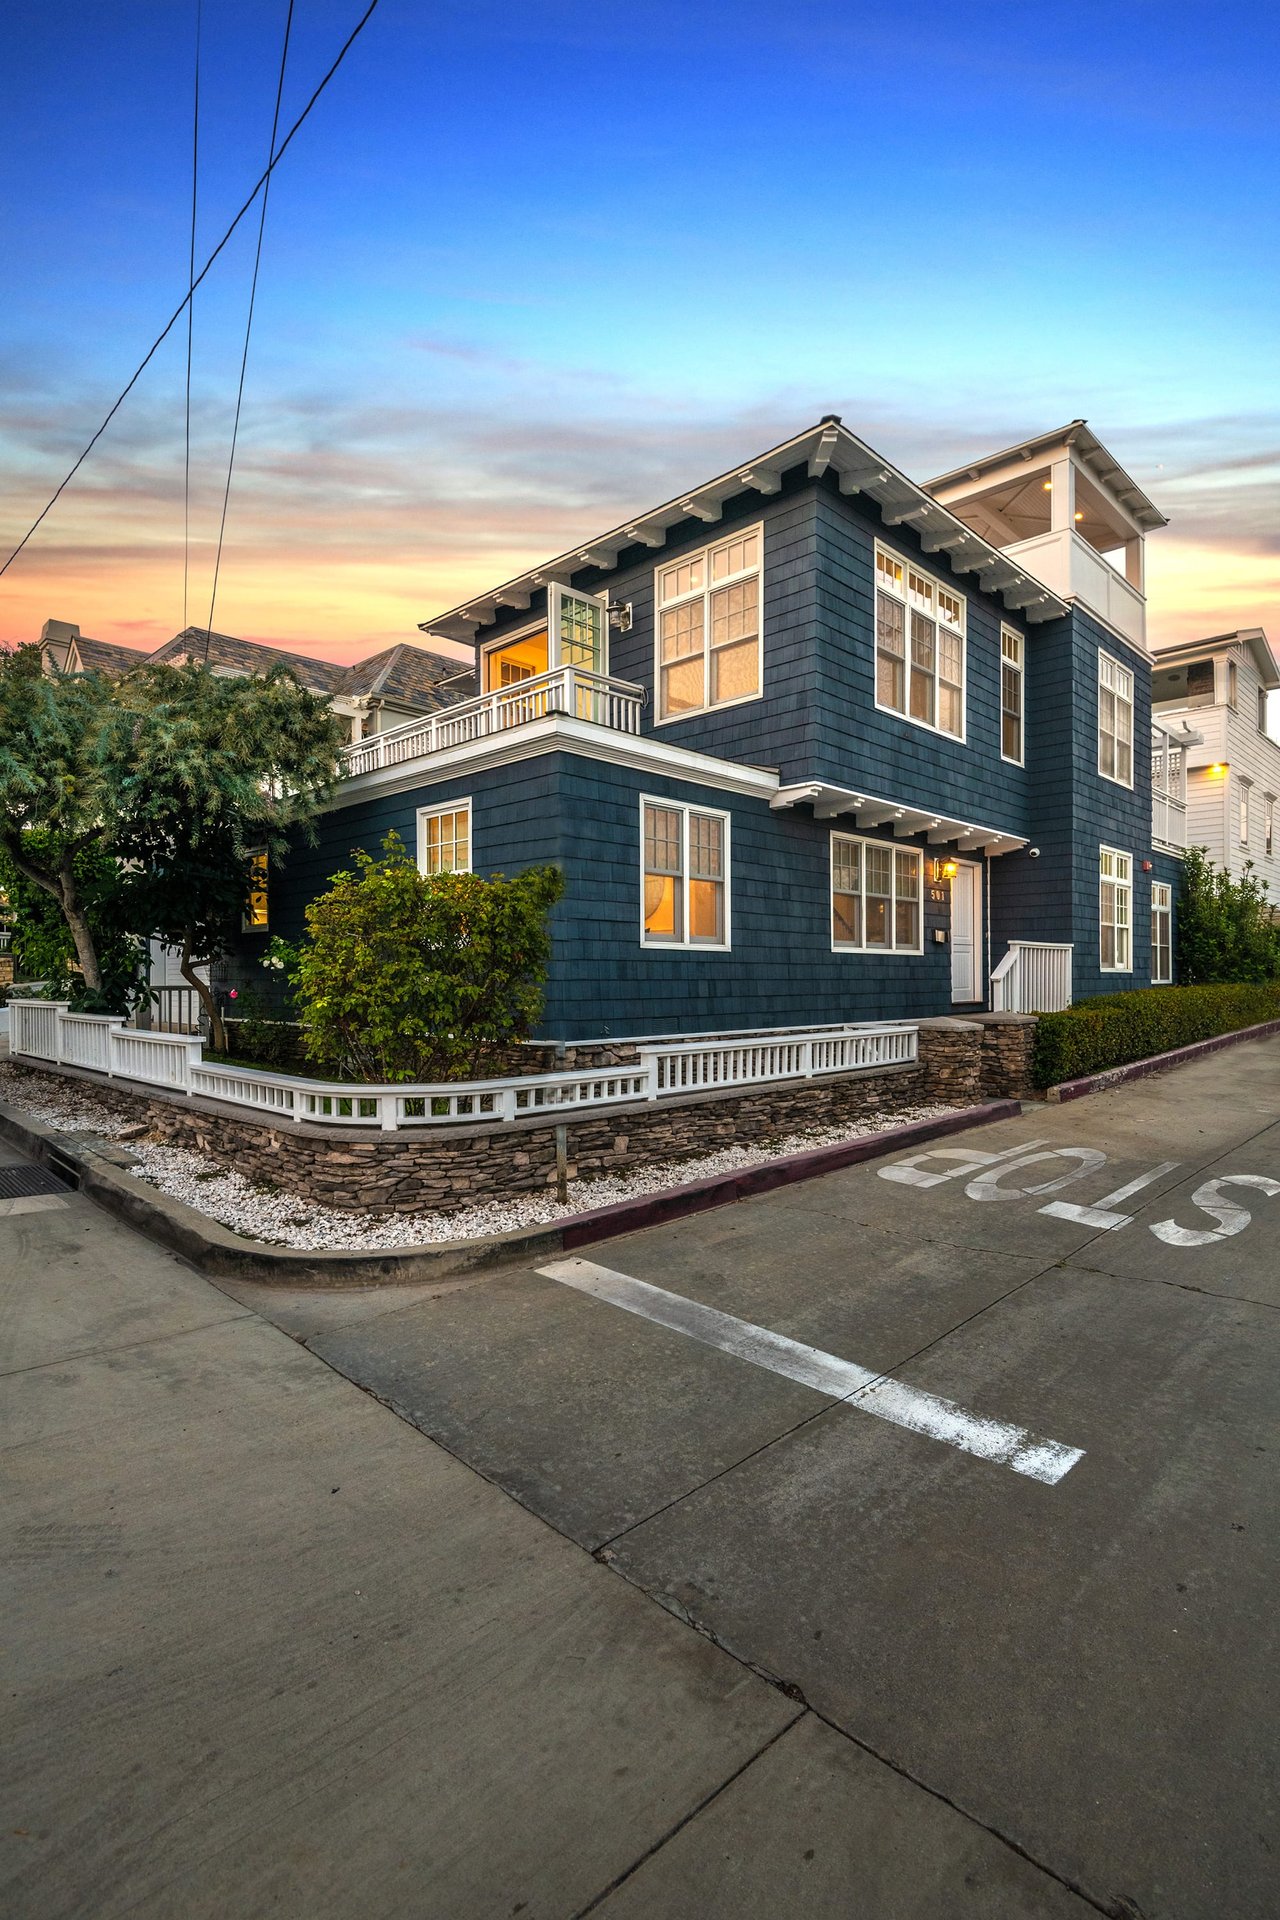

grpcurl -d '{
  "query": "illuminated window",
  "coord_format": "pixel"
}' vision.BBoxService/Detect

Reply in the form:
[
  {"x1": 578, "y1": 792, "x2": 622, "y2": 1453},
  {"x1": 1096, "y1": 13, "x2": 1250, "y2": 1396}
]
[
  {"x1": 641, "y1": 799, "x2": 729, "y2": 947},
  {"x1": 1098, "y1": 653, "x2": 1134, "y2": 787},
  {"x1": 1151, "y1": 882, "x2": 1172, "y2": 984},
  {"x1": 874, "y1": 543, "x2": 965, "y2": 740},
  {"x1": 831, "y1": 833, "x2": 922, "y2": 954},
  {"x1": 1100, "y1": 845, "x2": 1132, "y2": 971},
  {"x1": 417, "y1": 801, "x2": 472, "y2": 874},
  {"x1": 656, "y1": 527, "x2": 761, "y2": 721},
  {"x1": 243, "y1": 850, "x2": 269, "y2": 931},
  {"x1": 1000, "y1": 626, "x2": 1025, "y2": 764}
]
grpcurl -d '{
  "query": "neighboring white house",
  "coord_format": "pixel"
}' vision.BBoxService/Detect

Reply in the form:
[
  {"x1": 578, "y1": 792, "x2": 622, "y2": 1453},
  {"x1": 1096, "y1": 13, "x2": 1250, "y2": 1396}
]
[{"x1": 1151, "y1": 627, "x2": 1280, "y2": 895}]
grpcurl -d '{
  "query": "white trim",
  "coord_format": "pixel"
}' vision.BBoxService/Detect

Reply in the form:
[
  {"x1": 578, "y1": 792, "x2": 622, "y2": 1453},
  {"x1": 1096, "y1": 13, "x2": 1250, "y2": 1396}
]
[
  {"x1": 1099, "y1": 843, "x2": 1133, "y2": 972},
  {"x1": 479, "y1": 616, "x2": 547, "y2": 692},
  {"x1": 1151, "y1": 880, "x2": 1173, "y2": 985},
  {"x1": 1238, "y1": 774, "x2": 1252, "y2": 847},
  {"x1": 330, "y1": 711, "x2": 780, "y2": 810},
  {"x1": 1098, "y1": 650, "x2": 1135, "y2": 789},
  {"x1": 640, "y1": 794, "x2": 732, "y2": 951},
  {"x1": 653, "y1": 522, "x2": 764, "y2": 727},
  {"x1": 829, "y1": 830, "x2": 925, "y2": 956},
  {"x1": 416, "y1": 797, "x2": 472, "y2": 874},
  {"x1": 1000, "y1": 624, "x2": 1025, "y2": 766},
  {"x1": 873, "y1": 541, "x2": 967, "y2": 744}
]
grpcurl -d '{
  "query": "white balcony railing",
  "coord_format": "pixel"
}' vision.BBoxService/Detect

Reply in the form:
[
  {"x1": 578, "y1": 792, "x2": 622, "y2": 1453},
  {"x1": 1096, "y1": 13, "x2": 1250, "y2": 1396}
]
[
  {"x1": 1151, "y1": 723, "x2": 1188, "y2": 850},
  {"x1": 8, "y1": 1002, "x2": 919, "y2": 1136},
  {"x1": 343, "y1": 665, "x2": 645, "y2": 777},
  {"x1": 1003, "y1": 528, "x2": 1145, "y2": 649},
  {"x1": 991, "y1": 942, "x2": 1073, "y2": 1013}
]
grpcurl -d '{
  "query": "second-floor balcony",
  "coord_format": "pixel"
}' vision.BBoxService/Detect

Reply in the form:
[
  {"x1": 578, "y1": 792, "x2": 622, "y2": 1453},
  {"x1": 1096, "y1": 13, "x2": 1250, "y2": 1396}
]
[
  {"x1": 1003, "y1": 528, "x2": 1146, "y2": 650},
  {"x1": 341, "y1": 664, "x2": 646, "y2": 777}
]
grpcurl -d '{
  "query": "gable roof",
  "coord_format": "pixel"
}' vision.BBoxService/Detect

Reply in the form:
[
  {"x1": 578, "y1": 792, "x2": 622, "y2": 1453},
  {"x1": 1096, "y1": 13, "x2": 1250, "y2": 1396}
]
[
  {"x1": 68, "y1": 635, "x2": 149, "y2": 676},
  {"x1": 150, "y1": 627, "x2": 353, "y2": 694},
  {"x1": 343, "y1": 642, "x2": 476, "y2": 707},
  {"x1": 416, "y1": 415, "x2": 1074, "y2": 647},
  {"x1": 1150, "y1": 627, "x2": 1279, "y2": 691}
]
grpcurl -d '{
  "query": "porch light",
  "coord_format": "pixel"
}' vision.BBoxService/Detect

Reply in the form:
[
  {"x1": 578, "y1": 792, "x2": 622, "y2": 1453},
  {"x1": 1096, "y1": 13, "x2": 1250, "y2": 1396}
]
[
  {"x1": 1074, "y1": 510, "x2": 1084, "y2": 521},
  {"x1": 934, "y1": 858, "x2": 958, "y2": 881},
  {"x1": 1208, "y1": 762, "x2": 1229, "y2": 777},
  {"x1": 1042, "y1": 480, "x2": 1052, "y2": 491}
]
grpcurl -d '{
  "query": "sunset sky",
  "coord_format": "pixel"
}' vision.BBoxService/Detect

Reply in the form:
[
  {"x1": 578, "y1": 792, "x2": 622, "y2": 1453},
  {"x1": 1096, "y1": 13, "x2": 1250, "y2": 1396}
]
[{"x1": 2, "y1": 0, "x2": 1277, "y2": 669}]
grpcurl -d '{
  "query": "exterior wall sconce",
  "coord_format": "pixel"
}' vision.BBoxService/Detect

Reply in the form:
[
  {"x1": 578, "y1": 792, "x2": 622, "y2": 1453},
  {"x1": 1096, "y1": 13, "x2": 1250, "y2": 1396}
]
[
  {"x1": 933, "y1": 858, "x2": 958, "y2": 882},
  {"x1": 1208, "y1": 762, "x2": 1229, "y2": 778}
]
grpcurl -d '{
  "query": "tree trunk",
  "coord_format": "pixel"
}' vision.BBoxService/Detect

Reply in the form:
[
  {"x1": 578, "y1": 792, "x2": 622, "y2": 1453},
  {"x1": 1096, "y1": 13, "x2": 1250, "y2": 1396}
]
[
  {"x1": 3, "y1": 842, "x2": 102, "y2": 991},
  {"x1": 178, "y1": 937, "x2": 226, "y2": 1053}
]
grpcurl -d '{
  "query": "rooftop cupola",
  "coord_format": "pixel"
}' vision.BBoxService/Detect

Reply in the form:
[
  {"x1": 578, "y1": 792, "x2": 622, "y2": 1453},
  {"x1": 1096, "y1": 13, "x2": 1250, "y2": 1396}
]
[{"x1": 925, "y1": 422, "x2": 1166, "y2": 651}]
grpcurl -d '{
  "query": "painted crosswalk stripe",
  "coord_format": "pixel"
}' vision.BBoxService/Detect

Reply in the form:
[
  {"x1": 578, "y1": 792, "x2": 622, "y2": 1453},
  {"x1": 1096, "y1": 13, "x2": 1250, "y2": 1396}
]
[{"x1": 537, "y1": 1257, "x2": 1084, "y2": 1485}]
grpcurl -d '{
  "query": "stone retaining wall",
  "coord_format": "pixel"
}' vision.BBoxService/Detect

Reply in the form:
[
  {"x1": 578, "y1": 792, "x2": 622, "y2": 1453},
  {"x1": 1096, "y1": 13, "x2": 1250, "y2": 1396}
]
[{"x1": 7, "y1": 1016, "x2": 1036, "y2": 1215}]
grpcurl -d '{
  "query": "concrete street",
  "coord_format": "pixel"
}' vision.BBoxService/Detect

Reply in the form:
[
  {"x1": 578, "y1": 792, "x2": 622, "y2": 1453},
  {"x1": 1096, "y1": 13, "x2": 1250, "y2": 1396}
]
[{"x1": 5, "y1": 1038, "x2": 1280, "y2": 1918}]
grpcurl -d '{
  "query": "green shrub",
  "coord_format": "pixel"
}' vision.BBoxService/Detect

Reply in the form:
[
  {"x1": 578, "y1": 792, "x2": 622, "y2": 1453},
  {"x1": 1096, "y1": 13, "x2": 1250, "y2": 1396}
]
[
  {"x1": 1033, "y1": 982, "x2": 1280, "y2": 1088},
  {"x1": 290, "y1": 832, "x2": 565, "y2": 1083},
  {"x1": 1177, "y1": 846, "x2": 1280, "y2": 983}
]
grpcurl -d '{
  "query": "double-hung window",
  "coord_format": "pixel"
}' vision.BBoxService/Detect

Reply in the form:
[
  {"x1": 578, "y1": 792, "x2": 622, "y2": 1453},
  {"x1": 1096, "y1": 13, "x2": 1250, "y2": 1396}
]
[
  {"x1": 417, "y1": 800, "x2": 472, "y2": 874},
  {"x1": 831, "y1": 834, "x2": 922, "y2": 953},
  {"x1": 1239, "y1": 779, "x2": 1251, "y2": 847},
  {"x1": 1098, "y1": 652, "x2": 1134, "y2": 786},
  {"x1": 874, "y1": 544, "x2": 964, "y2": 739},
  {"x1": 1151, "y1": 882, "x2": 1172, "y2": 984},
  {"x1": 641, "y1": 799, "x2": 729, "y2": 946},
  {"x1": 1000, "y1": 626, "x2": 1025, "y2": 764},
  {"x1": 1099, "y1": 846, "x2": 1132, "y2": 971},
  {"x1": 1266, "y1": 795, "x2": 1275, "y2": 859},
  {"x1": 656, "y1": 527, "x2": 761, "y2": 722}
]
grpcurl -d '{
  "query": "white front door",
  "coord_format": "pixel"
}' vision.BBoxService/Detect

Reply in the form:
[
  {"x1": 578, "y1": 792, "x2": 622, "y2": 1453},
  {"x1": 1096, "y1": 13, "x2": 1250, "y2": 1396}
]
[{"x1": 950, "y1": 861, "x2": 982, "y2": 1003}]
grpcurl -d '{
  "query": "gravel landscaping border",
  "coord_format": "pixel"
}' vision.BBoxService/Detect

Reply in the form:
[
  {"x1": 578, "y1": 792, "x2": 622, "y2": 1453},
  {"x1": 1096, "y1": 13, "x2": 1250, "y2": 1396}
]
[{"x1": 0, "y1": 1065, "x2": 1021, "y2": 1286}]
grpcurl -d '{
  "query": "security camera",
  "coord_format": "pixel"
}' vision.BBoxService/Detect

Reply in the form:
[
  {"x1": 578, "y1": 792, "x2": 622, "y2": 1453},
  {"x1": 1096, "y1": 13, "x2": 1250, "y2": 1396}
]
[{"x1": 1028, "y1": 847, "x2": 1041, "y2": 859}]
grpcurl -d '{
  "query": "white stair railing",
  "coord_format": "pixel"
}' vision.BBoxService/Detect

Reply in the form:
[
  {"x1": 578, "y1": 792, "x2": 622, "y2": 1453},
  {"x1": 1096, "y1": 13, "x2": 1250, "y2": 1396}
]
[
  {"x1": 7, "y1": 1007, "x2": 920, "y2": 1134},
  {"x1": 991, "y1": 942, "x2": 1073, "y2": 1013}
]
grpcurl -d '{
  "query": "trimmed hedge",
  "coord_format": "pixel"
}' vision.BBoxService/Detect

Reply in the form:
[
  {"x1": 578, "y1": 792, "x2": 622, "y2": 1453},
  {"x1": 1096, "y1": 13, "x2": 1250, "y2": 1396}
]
[{"x1": 1033, "y1": 983, "x2": 1280, "y2": 1089}]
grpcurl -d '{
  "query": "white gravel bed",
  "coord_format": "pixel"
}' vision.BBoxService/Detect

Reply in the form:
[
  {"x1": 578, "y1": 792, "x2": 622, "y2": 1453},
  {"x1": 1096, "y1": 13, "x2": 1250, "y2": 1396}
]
[{"x1": 0, "y1": 1061, "x2": 958, "y2": 1251}]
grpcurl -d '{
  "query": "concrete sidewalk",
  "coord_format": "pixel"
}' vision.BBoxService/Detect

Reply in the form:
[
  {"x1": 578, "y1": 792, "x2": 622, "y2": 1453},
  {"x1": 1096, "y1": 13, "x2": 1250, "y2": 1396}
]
[{"x1": 0, "y1": 1136, "x2": 1090, "y2": 1919}]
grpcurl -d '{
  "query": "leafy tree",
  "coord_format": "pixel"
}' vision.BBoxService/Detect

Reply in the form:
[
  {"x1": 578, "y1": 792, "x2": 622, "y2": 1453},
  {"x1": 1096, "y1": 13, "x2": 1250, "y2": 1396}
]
[
  {"x1": 0, "y1": 646, "x2": 122, "y2": 992},
  {"x1": 1176, "y1": 845, "x2": 1280, "y2": 984},
  {"x1": 290, "y1": 832, "x2": 564, "y2": 1082},
  {"x1": 0, "y1": 835, "x2": 144, "y2": 1008}
]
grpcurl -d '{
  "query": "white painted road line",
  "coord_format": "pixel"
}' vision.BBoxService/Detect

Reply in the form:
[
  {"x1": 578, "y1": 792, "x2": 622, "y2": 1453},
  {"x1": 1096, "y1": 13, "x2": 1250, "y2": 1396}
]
[{"x1": 537, "y1": 1257, "x2": 1084, "y2": 1485}]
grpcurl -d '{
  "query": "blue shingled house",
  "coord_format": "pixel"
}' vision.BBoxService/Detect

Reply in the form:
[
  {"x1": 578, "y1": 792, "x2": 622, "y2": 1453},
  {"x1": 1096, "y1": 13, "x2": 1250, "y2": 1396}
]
[{"x1": 234, "y1": 417, "x2": 1193, "y2": 1040}]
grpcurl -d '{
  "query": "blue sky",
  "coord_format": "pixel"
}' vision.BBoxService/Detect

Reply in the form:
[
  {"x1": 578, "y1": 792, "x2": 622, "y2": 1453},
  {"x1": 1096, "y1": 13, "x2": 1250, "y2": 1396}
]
[{"x1": 2, "y1": 0, "x2": 1277, "y2": 658}]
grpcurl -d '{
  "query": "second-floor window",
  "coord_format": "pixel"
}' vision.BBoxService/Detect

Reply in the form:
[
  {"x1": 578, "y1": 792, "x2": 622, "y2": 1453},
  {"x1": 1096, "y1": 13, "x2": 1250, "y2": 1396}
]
[
  {"x1": 656, "y1": 527, "x2": 761, "y2": 722},
  {"x1": 1100, "y1": 845, "x2": 1132, "y2": 971},
  {"x1": 874, "y1": 545, "x2": 965, "y2": 740},
  {"x1": 1098, "y1": 652, "x2": 1134, "y2": 787},
  {"x1": 1000, "y1": 626, "x2": 1024, "y2": 764}
]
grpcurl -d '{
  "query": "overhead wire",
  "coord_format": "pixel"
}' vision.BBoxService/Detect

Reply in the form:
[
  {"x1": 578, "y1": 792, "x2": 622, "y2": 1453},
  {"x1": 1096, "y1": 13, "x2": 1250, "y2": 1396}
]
[
  {"x1": 204, "y1": 0, "x2": 296, "y2": 653},
  {"x1": 0, "y1": 0, "x2": 382, "y2": 581},
  {"x1": 183, "y1": 0, "x2": 202, "y2": 632}
]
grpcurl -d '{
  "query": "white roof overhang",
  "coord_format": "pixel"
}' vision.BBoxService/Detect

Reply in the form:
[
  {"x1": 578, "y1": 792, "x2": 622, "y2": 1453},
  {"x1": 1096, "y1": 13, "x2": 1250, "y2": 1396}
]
[
  {"x1": 926, "y1": 420, "x2": 1168, "y2": 534},
  {"x1": 772, "y1": 781, "x2": 1028, "y2": 855},
  {"x1": 419, "y1": 417, "x2": 1071, "y2": 645}
]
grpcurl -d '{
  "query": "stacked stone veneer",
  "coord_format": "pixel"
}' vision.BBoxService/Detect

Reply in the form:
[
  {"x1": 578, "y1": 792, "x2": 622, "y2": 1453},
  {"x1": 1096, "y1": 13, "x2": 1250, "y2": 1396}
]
[{"x1": 8, "y1": 1015, "x2": 1036, "y2": 1215}]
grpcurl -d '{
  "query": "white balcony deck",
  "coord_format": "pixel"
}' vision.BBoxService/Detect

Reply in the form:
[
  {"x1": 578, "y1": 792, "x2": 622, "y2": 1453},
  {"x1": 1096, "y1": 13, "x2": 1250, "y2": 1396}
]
[
  {"x1": 343, "y1": 665, "x2": 645, "y2": 777},
  {"x1": 1003, "y1": 528, "x2": 1146, "y2": 650}
]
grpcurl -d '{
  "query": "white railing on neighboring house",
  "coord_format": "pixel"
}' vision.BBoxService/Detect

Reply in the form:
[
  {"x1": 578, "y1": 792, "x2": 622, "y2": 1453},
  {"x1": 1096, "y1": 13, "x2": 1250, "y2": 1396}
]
[
  {"x1": 8, "y1": 1002, "x2": 919, "y2": 1134},
  {"x1": 1151, "y1": 723, "x2": 1188, "y2": 850},
  {"x1": 342, "y1": 665, "x2": 646, "y2": 777},
  {"x1": 990, "y1": 942, "x2": 1073, "y2": 1014}
]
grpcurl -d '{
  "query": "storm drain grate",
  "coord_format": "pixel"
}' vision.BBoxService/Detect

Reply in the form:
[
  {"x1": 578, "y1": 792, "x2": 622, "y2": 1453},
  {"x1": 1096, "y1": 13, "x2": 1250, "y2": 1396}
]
[{"x1": 0, "y1": 1164, "x2": 73, "y2": 1199}]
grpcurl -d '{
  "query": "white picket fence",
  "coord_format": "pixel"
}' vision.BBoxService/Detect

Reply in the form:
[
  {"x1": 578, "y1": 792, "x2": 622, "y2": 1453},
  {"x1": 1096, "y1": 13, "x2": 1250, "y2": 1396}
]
[{"x1": 8, "y1": 1000, "x2": 917, "y2": 1134}]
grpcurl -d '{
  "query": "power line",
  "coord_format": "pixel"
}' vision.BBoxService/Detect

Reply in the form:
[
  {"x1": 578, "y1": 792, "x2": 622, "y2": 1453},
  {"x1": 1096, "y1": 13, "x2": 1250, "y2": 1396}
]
[
  {"x1": 205, "y1": 0, "x2": 295, "y2": 652},
  {"x1": 0, "y1": 0, "x2": 382, "y2": 581},
  {"x1": 183, "y1": 0, "x2": 202, "y2": 632}
]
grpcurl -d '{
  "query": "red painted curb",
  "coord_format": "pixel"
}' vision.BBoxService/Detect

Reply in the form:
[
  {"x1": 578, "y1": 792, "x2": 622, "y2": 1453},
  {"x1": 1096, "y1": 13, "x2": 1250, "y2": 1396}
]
[
  {"x1": 1046, "y1": 1017, "x2": 1280, "y2": 1104},
  {"x1": 560, "y1": 1100, "x2": 1023, "y2": 1250}
]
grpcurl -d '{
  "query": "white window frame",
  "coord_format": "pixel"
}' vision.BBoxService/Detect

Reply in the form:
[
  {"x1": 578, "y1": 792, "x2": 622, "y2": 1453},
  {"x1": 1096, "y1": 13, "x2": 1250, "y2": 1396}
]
[
  {"x1": 1265, "y1": 794, "x2": 1275, "y2": 859},
  {"x1": 1000, "y1": 625, "x2": 1025, "y2": 765},
  {"x1": 1238, "y1": 778, "x2": 1251, "y2": 847},
  {"x1": 873, "y1": 541, "x2": 966, "y2": 743},
  {"x1": 653, "y1": 524, "x2": 763, "y2": 726},
  {"x1": 639, "y1": 795, "x2": 731, "y2": 950},
  {"x1": 1151, "y1": 881, "x2": 1172, "y2": 985},
  {"x1": 829, "y1": 831, "x2": 924, "y2": 956},
  {"x1": 1098, "y1": 651, "x2": 1135, "y2": 789},
  {"x1": 416, "y1": 798, "x2": 472, "y2": 875},
  {"x1": 1099, "y1": 844, "x2": 1133, "y2": 972}
]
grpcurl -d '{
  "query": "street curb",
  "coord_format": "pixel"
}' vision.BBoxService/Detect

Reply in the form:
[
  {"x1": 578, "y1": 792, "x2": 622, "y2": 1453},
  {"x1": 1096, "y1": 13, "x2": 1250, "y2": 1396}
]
[
  {"x1": 1044, "y1": 1017, "x2": 1280, "y2": 1103},
  {"x1": 0, "y1": 1094, "x2": 1021, "y2": 1288}
]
